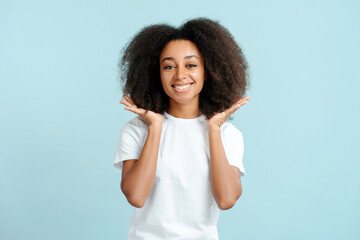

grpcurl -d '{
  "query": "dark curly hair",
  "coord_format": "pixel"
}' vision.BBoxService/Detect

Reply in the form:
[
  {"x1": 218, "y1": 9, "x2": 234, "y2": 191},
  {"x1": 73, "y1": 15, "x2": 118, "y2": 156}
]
[{"x1": 118, "y1": 17, "x2": 249, "y2": 120}]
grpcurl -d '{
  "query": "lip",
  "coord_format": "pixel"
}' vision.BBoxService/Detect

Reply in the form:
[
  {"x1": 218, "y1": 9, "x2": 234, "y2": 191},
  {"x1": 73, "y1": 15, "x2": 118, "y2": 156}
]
[
  {"x1": 171, "y1": 82, "x2": 194, "y2": 87},
  {"x1": 171, "y1": 82, "x2": 194, "y2": 93}
]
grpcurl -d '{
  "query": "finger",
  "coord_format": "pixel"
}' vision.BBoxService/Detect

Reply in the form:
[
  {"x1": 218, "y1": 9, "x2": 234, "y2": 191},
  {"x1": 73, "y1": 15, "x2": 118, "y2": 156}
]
[
  {"x1": 234, "y1": 101, "x2": 248, "y2": 109},
  {"x1": 124, "y1": 106, "x2": 142, "y2": 115},
  {"x1": 236, "y1": 97, "x2": 250, "y2": 106},
  {"x1": 123, "y1": 95, "x2": 135, "y2": 105},
  {"x1": 223, "y1": 104, "x2": 239, "y2": 117},
  {"x1": 124, "y1": 106, "x2": 137, "y2": 115},
  {"x1": 239, "y1": 96, "x2": 250, "y2": 101},
  {"x1": 229, "y1": 100, "x2": 248, "y2": 115},
  {"x1": 124, "y1": 106, "x2": 146, "y2": 116},
  {"x1": 222, "y1": 98, "x2": 249, "y2": 118},
  {"x1": 119, "y1": 99, "x2": 133, "y2": 107},
  {"x1": 239, "y1": 100, "x2": 248, "y2": 106},
  {"x1": 236, "y1": 96, "x2": 250, "y2": 105},
  {"x1": 226, "y1": 105, "x2": 241, "y2": 117}
]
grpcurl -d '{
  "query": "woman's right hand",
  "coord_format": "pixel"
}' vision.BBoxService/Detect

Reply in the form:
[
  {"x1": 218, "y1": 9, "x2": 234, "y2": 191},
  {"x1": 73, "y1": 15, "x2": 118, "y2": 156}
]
[{"x1": 120, "y1": 95, "x2": 163, "y2": 127}]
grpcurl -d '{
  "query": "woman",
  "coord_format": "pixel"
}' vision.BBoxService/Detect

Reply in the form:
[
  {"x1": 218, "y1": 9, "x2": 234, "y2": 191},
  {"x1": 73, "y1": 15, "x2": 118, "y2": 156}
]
[{"x1": 114, "y1": 17, "x2": 250, "y2": 239}]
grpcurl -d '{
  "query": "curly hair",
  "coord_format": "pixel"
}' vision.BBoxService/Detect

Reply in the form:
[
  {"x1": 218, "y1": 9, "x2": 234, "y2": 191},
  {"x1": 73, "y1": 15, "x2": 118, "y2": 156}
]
[{"x1": 118, "y1": 17, "x2": 249, "y2": 120}]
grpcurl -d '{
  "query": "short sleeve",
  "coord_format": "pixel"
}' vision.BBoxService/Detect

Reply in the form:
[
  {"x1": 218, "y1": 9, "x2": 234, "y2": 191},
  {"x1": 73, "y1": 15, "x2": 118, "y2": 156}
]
[
  {"x1": 113, "y1": 117, "x2": 148, "y2": 171},
  {"x1": 221, "y1": 123, "x2": 246, "y2": 177}
]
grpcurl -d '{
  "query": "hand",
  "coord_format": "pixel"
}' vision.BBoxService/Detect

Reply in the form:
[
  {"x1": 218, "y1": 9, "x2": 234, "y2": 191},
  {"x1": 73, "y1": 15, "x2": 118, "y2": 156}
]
[
  {"x1": 207, "y1": 96, "x2": 250, "y2": 128},
  {"x1": 120, "y1": 95, "x2": 163, "y2": 126}
]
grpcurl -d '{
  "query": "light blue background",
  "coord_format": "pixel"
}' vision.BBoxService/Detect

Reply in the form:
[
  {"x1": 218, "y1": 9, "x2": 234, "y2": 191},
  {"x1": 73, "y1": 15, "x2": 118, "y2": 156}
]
[{"x1": 1, "y1": 0, "x2": 359, "y2": 239}]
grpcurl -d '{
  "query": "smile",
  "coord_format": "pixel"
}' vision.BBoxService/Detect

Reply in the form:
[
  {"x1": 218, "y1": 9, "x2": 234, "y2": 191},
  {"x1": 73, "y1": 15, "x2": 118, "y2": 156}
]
[{"x1": 171, "y1": 83, "x2": 194, "y2": 93}]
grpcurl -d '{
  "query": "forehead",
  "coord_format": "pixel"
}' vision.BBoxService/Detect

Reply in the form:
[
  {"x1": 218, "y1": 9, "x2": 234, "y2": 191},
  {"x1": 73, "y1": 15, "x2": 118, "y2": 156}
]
[{"x1": 160, "y1": 40, "x2": 203, "y2": 59}]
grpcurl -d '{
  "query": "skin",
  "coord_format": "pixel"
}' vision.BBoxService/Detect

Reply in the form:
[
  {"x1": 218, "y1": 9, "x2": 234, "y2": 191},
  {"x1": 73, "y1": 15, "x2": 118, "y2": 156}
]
[
  {"x1": 119, "y1": 39, "x2": 250, "y2": 209},
  {"x1": 159, "y1": 40, "x2": 205, "y2": 119}
]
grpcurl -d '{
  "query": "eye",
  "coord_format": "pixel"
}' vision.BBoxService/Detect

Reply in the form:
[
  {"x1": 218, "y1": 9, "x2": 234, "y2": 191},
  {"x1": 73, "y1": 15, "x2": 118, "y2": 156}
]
[
  {"x1": 164, "y1": 65, "x2": 174, "y2": 70},
  {"x1": 187, "y1": 64, "x2": 197, "y2": 68}
]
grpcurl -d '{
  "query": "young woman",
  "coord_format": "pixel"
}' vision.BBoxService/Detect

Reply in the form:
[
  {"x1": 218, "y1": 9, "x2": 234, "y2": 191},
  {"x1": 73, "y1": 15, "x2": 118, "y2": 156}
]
[{"x1": 114, "y1": 17, "x2": 250, "y2": 240}]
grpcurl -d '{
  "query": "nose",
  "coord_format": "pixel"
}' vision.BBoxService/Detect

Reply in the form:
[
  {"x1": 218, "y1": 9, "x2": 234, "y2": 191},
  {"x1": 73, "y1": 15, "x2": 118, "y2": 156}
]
[{"x1": 176, "y1": 65, "x2": 187, "y2": 80}]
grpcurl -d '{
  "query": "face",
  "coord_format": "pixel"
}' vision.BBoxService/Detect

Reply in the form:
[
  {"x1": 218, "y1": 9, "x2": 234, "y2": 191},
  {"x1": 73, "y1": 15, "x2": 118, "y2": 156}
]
[{"x1": 159, "y1": 40, "x2": 205, "y2": 107}]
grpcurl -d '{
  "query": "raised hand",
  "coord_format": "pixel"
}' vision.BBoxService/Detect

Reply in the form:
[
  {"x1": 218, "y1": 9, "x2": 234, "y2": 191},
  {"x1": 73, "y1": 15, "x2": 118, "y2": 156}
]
[
  {"x1": 120, "y1": 95, "x2": 163, "y2": 127},
  {"x1": 207, "y1": 96, "x2": 250, "y2": 128}
]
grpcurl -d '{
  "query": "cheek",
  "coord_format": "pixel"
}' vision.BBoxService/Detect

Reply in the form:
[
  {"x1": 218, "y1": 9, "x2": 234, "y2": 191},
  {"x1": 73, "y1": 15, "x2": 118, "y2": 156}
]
[
  {"x1": 160, "y1": 73, "x2": 172, "y2": 92},
  {"x1": 160, "y1": 71, "x2": 171, "y2": 82},
  {"x1": 189, "y1": 70, "x2": 205, "y2": 82}
]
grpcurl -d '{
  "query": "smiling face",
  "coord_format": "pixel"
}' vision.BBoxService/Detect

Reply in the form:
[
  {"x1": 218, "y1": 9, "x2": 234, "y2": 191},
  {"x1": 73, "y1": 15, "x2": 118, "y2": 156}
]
[{"x1": 159, "y1": 40, "x2": 205, "y2": 112}]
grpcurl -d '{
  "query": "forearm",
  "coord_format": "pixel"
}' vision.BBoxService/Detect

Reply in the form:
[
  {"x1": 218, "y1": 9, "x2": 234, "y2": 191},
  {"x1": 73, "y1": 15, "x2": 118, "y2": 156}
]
[
  {"x1": 208, "y1": 125, "x2": 242, "y2": 210},
  {"x1": 121, "y1": 124, "x2": 162, "y2": 207}
]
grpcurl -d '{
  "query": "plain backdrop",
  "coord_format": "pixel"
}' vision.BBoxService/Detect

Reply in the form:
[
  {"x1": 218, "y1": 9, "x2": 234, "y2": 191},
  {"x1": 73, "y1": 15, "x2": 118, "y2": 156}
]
[{"x1": 1, "y1": 0, "x2": 359, "y2": 239}]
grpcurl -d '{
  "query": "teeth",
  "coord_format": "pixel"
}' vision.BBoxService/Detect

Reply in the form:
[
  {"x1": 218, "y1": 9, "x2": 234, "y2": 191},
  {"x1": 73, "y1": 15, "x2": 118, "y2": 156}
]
[{"x1": 174, "y1": 84, "x2": 191, "y2": 89}]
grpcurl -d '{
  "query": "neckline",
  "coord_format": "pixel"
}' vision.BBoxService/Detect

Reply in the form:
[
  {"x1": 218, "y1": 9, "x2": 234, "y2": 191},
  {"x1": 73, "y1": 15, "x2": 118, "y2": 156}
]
[{"x1": 164, "y1": 111, "x2": 206, "y2": 122}]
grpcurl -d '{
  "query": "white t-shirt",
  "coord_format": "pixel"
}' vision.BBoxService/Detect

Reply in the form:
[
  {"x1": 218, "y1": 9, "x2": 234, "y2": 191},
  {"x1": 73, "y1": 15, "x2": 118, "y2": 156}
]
[{"x1": 114, "y1": 111, "x2": 246, "y2": 240}]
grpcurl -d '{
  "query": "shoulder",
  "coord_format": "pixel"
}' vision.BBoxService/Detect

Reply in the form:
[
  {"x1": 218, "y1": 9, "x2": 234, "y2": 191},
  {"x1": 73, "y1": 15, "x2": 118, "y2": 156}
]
[
  {"x1": 126, "y1": 116, "x2": 148, "y2": 128},
  {"x1": 121, "y1": 116, "x2": 149, "y2": 135},
  {"x1": 220, "y1": 121, "x2": 243, "y2": 136},
  {"x1": 220, "y1": 122, "x2": 245, "y2": 157}
]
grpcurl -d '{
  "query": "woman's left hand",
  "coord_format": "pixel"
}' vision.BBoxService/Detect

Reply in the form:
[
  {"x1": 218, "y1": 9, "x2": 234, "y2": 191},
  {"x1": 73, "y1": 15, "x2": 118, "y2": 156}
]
[{"x1": 207, "y1": 96, "x2": 250, "y2": 128}]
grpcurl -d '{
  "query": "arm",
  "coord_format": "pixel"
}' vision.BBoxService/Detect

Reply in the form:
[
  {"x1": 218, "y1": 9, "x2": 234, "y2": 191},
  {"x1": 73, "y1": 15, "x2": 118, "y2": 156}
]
[
  {"x1": 206, "y1": 96, "x2": 250, "y2": 210},
  {"x1": 208, "y1": 125, "x2": 242, "y2": 210},
  {"x1": 119, "y1": 95, "x2": 163, "y2": 208},
  {"x1": 121, "y1": 123, "x2": 162, "y2": 208}
]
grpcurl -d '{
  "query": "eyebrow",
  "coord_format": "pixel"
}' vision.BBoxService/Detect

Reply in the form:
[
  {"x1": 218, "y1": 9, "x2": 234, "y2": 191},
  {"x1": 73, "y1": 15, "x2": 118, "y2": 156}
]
[{"x1": 161, "y1": 55, "x2": 199, "y2": 63}]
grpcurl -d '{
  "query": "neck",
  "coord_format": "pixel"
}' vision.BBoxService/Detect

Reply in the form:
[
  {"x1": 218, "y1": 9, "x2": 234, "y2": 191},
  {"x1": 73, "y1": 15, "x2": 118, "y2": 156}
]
[{"x1": 167, "y1": 99, "x2": 201, "y2": 119}]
